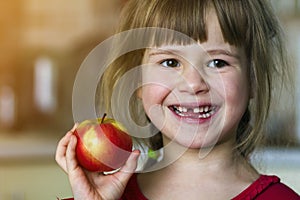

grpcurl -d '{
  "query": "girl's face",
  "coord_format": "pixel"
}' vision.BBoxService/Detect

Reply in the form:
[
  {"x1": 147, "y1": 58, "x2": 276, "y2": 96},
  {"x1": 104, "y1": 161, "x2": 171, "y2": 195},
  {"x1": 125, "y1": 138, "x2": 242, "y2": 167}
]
[{"x1": 138, "y1": 11, "x2": 250, "y2": 149}]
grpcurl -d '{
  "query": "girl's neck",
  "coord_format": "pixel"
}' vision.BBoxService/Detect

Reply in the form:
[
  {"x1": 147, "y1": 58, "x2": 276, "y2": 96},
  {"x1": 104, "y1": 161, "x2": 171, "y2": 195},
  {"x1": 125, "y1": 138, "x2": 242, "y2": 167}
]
[
  {"x1": 137, "y1": 138, "x2": 259, "y2": 200},
  {"x1": 162, "y1": 138, "x2": 239, "y2": 175},
  {"x1": 145, "y1": 136, "x2": 258, "y2": 182}
]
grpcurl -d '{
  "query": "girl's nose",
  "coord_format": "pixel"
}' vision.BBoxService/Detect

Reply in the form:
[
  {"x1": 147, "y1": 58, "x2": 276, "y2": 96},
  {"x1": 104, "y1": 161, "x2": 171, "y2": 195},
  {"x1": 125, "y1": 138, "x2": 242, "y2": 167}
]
[{"x1": 177, "y1": 65, "x2": 209, "y2": 94}]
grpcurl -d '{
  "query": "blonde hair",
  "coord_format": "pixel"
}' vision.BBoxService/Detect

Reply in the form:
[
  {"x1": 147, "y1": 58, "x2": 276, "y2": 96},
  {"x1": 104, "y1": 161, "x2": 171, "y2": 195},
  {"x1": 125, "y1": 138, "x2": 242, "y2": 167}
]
[{"x1": 97, "y1": 0, "x2": 290, "y2": 158}]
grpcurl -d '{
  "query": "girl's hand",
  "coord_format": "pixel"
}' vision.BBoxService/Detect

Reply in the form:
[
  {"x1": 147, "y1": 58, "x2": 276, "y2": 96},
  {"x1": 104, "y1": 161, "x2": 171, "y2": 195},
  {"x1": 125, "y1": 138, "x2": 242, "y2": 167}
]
[{"x1": 55, "y1": 124, "x2": 140, "y2": 200}]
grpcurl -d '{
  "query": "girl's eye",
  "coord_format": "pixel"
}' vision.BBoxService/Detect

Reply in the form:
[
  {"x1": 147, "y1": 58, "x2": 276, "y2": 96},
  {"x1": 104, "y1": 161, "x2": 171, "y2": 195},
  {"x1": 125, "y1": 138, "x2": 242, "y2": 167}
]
[
  {"x1": 160, "y1": 59, "x2": 180, "y2": 68},
  {"x1": 207, "y1": 59, "x2": 229, "y2": 68}
]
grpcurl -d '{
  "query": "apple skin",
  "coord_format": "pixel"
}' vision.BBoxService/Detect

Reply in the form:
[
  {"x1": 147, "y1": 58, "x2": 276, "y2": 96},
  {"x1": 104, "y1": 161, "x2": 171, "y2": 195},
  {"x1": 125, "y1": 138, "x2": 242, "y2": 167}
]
[{"x1": 74, "y1": 117, "x2": 133, "y2": 172}]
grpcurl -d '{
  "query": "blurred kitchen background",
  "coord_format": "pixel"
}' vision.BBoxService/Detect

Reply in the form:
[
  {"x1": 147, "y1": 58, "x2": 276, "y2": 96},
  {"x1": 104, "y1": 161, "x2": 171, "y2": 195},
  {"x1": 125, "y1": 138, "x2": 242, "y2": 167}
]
[{"x1": 0, "y1": 0, "x2": 299, "y2": 199}]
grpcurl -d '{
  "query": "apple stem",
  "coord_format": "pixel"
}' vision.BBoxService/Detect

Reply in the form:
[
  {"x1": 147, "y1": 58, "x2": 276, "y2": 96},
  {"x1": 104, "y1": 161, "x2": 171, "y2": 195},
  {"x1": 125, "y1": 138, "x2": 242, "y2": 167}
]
[{"x1": 101, "y1": 113, "x2": 107, "y2": 124}]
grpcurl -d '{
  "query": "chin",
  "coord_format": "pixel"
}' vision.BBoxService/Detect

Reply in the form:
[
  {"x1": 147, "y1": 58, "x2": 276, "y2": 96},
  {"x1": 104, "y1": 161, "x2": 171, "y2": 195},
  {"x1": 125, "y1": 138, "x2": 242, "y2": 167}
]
[
  {"x1": 172, "y1": 136, "x2": 216, "y2": 150},
  {"x1": 188, "y1": 142, "x2": 216, "y2": 150}
]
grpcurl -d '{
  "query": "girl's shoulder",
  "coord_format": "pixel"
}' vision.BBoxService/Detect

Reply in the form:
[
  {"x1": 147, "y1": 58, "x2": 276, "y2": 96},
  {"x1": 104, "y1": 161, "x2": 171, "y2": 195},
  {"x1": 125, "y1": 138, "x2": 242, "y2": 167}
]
[{"x1": 232, "y1": 175, "x2": 300, "y2": 200}]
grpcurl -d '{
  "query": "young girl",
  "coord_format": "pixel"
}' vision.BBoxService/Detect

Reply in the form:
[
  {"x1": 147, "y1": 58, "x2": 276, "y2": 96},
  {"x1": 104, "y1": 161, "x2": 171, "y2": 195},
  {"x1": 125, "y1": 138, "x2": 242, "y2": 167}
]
[{"x1": 56, "y1": 0, "x2": 300, "y2": 199}]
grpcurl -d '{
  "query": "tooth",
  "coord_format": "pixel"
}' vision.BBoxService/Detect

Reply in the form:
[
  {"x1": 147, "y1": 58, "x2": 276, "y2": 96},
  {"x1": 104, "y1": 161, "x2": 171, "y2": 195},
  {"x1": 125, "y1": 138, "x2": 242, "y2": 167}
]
[
  {"x1": 182, "y1": 107, "x2": 188, "y2": 112},
  {"x1": 178, "y1": 106, "x2": 183, "y2": 112},
  {"x1": 199, "y1": 107, "x2": 204, "y2": 112},
  {"x1": 178, "y1": 112, "x2": 184, "y2": 116},
  {"x1": 193, "y1": 107, "x2": 200, "y2": 113},
  {"x1": 204, "y1": 106, "x2": 209, "y2": 112}
]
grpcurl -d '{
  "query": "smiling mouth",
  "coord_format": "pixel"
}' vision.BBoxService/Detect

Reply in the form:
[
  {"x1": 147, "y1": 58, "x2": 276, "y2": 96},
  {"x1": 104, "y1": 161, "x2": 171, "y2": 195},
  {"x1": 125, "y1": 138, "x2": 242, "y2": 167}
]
[{"x1": 169, "y1": 105, "x2": 217, "y2": 119}]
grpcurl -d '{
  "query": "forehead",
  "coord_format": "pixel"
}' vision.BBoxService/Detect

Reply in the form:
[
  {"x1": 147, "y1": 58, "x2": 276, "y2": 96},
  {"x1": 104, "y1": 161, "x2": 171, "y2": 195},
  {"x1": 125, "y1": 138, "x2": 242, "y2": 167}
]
[{"x1": 205, "y1": 8, "x2": 226, "y2": 46}]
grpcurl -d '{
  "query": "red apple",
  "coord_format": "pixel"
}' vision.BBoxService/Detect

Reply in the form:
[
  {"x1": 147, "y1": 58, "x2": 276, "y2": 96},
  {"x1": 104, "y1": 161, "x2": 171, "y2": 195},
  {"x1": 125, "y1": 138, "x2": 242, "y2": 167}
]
[{"x1": 74, "y1": 114, "x2": 133, "y2": 172}]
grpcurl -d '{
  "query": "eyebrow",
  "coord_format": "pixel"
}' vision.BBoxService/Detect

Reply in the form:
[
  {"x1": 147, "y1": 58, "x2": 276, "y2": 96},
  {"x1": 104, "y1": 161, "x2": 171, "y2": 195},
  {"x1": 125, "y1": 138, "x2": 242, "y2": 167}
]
[
  {"x1": 147, "y1": 47, "x2": 241, "y2": 59},
  {"x1": 206, "y1": 49, "x2": 240, "y2": 59},
  {"x1": 148, "y1": 49, "x2": 180, "y2": 57}
]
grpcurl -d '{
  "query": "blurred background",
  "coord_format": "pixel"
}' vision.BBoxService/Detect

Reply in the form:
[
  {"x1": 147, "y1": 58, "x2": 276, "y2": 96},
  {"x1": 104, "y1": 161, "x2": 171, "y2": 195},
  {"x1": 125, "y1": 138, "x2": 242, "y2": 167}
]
[{"x1": 0, "y1": 0, "x2": 299, "y2": 199}]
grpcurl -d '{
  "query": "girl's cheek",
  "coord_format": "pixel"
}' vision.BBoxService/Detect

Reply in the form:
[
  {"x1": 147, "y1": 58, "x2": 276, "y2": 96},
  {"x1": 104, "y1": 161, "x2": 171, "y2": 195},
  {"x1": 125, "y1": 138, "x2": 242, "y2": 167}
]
[
  {"x1": 140, "y1": 85, "x2": 170, "y2": 131},
  {"x1": 141, "y1": 65, "x2": 181, "y2": 90}
]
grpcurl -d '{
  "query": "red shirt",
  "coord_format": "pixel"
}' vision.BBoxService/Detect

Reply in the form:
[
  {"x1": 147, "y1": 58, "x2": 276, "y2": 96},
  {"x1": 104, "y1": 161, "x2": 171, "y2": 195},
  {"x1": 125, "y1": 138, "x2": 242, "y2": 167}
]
[
  {"x1": 120, "y1": 174, "x2": 300, "y2": 200},
  {"x1": 61, "y1": 174, "x2": 300, "y2": 200}
]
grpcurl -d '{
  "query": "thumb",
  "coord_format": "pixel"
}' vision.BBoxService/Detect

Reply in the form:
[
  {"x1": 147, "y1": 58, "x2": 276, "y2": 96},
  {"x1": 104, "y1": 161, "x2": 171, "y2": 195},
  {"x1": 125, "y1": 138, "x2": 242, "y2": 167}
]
[{"x1": 114, "y1": 149, "x2": 140, "y2": 185}]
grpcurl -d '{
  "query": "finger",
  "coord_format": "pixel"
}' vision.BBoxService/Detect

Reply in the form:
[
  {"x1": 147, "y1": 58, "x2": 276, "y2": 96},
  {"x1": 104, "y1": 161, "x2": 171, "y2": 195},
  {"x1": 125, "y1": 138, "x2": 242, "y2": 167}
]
[
  {"x1": 115, "y1": 150, "x2": 140, "y2": 185},
  {"x1": 66, "y1": 134, "x2": 79, "y2": 173},
  {"x1": 55, "y1": 131, "x2": 74, "y2": 172},
  {"x1": 55, "y1": 124, "x2": 77, "y2": 162}
]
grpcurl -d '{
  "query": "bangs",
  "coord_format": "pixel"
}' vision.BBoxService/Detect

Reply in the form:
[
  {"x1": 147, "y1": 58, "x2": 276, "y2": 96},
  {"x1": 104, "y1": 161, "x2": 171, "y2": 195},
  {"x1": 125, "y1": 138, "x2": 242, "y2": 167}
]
[
  {"x1": 121, "y1": 0, "x2": 251, "y2": 47},
  {"x1": 143, "y1": 0, "x2": 209, "y2": 46}
]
